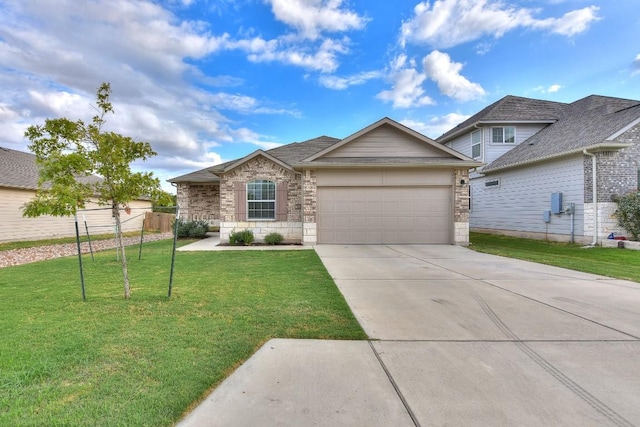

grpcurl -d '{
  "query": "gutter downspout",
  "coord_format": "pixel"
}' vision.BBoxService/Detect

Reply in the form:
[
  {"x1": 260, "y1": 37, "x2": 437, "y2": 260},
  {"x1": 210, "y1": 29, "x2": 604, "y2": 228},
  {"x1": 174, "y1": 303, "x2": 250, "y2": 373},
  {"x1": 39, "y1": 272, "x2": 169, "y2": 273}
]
[{"x1": 583, "y1": 150, "x2": 598, "y2": 246}]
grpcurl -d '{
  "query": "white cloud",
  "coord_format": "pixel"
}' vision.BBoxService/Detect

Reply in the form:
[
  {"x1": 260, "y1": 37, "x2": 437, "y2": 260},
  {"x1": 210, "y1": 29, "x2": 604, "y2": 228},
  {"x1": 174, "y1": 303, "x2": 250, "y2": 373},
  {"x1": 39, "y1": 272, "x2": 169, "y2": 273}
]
[
  {"x1": 529, "y1": 6, "x2": 600, "y2": 36},
  {"x1": 318, "y1": 71, "x2": 382, "y2": 90},
  {"x1": 423, "y1": 50, "x2": 485, "y2": 102},
  {"x1": 229, "y1": 35, "x2": 350, "y2": 73},
  {"x1": 401, "y1": 113, "x2": 471, "y2": 139},
  {"x1": 376, "y1": 55, "x2": 435, "y2": 109},
  {"x1": 532, "y1": 84, "x2": 563, "y2": 93},
  {"x1": 400, "y1": 0, "x2": 600, "y2": 49},
  {"x1": 0, "y1": 0, "x2": 297, "y2": 180},
  {"x1": 267, "y1": 0, "x2": 368, "y2": 40},
  {"x1": 547, "y1": 84, "x2": 562, "y2": 93}
]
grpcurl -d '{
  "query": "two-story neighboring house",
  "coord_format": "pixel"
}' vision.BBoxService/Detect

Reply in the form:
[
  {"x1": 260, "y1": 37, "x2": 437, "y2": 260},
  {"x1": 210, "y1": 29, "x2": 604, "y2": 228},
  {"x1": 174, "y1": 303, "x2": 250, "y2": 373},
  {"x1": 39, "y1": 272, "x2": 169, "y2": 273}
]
[{"x1": 437, "y1": 95, "x2": 640, "y2": 244}]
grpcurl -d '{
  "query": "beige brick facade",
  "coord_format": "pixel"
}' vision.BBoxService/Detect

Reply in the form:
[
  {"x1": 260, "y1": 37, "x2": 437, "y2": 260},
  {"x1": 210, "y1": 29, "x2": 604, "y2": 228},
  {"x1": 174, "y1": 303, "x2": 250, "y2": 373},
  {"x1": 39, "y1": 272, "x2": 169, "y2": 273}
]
[
  {"x1": 176, "y1": 183, "x2": 219, "y2": 222},
  {"x1": 219, "y1": 156, "x2": 302, "y2": 222}
]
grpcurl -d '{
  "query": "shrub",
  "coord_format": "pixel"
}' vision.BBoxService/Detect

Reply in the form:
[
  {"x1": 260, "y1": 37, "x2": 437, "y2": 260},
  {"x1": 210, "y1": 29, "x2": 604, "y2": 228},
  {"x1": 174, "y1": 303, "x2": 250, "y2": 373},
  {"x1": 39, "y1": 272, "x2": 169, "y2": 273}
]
[
  {"x1": 613, "y1": 191, "x2": 640, "y2": 241},
  {"x1": 173, "y1": 218, "x2": 210, "y2": 238},
  {"x1": 229, "y1": 229, "x2": 254, "y2": 246},
  {"x1": 264, "y1": 232, "x2": 284, "y2": 245}
]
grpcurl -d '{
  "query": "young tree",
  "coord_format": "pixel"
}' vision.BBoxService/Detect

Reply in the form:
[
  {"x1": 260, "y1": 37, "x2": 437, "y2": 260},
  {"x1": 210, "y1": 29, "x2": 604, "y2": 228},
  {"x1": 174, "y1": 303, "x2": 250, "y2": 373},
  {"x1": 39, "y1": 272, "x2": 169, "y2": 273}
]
[{"x1": 23, "y1": 82, "x2": 167, "y2": 299}]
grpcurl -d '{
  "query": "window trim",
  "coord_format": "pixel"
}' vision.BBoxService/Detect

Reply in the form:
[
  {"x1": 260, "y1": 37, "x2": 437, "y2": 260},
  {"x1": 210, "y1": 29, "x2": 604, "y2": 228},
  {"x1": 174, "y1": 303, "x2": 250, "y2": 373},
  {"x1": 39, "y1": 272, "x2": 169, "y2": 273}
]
[
  {"x1": 471, "y1": 129, "x2": 482, "y2": 159},
  {"x1": 246, "y1": 179, "x2": 276, "y2": 221},
  {"x1": 490, "y1": 126, "x2": 516, "y2": 144}
]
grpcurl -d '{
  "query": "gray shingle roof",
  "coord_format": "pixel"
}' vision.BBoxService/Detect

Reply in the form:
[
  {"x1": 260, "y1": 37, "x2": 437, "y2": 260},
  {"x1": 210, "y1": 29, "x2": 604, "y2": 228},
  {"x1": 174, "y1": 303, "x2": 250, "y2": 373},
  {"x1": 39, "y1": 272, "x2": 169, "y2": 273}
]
[
  {"x1": 0, "y1": 146, "x2": 105, "y2": 190},
  {"x1": 167, "y1": 169, "x2": 220, "y2": 183},
  {"x1": 169, "y1": 136, "x2": 340, "y2": 182},
  {"x1": 483, "y1": 95, "x2": 640, "y2": 173},
  {"x1": 0, "y1": 146, "x2": 42, "y2": 189},
  {"x1": 437, "y1": 95, "x2": 567, "y2": 142}
]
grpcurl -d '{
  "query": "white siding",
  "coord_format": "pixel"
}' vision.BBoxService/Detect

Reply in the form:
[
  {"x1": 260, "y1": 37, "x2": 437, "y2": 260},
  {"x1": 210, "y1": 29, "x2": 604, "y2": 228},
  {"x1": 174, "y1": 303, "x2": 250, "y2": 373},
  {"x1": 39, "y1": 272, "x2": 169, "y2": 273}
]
[
  {"x1": 324, "y1": 125, "x2": 449, "y2": 158},
  {"x1": 0, "y1": 187, "x2": 152, "y2": 243},
  {"x1": 446, "y1": 124, "x2": 549, "y2": 165},
  {"x1": 470, "y1": 155, "x2": 585, "y2": 241}
]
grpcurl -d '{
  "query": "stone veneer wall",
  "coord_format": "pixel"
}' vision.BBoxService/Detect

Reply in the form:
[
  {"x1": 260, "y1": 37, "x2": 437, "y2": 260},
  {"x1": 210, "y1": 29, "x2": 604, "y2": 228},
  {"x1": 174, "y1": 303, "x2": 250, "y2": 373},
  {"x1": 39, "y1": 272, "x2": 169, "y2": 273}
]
[
  {"x1": 176, "y1": 183, "x2": 220, "y2": 223},
  {"x1": 454, "y1": 168, "x2": 471, "y2": 245},
  {"x1": 302, "y1": 170, "x2": 318, "y2": 244},
  {"x1": 219, "y1": 156, "x2": 303, "y2": 243},
  {"x1": 583, "y1": 202, "x2": 628, "y2": 244}
]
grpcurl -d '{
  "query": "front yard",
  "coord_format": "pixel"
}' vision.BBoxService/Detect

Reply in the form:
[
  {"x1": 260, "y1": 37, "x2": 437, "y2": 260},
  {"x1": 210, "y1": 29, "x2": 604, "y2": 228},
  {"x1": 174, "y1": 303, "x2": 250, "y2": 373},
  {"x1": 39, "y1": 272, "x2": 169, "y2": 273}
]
[
  {"x1": 0, "y1": 240, "x2": 366, "y2": 426},
  {"x1": 470, "y1": 232, "x2": 640, "y2": 283}
]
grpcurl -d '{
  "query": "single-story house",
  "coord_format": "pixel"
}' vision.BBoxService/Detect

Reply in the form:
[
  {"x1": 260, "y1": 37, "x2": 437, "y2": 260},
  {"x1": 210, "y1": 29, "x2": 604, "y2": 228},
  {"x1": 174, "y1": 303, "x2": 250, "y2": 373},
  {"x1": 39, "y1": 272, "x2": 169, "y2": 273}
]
[
  {"x1": 0, "y1": 146, "x2": 152, "y2": 243},
  {"x1": 437, "y1": 95, "x2": 640, "y2": 244},
  {"x1": 169, "y1": 117, "x2": 481, "y2": 245}
]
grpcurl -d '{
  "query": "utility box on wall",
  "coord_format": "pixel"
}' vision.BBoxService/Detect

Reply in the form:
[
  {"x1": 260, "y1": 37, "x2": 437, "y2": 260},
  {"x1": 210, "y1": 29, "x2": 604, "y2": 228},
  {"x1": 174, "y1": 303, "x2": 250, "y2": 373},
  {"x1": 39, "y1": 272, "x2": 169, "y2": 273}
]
[
  {"x1": 551, "y1": 192, "x2": 563, "y2": 214},
  {"x1": 543, "y1": 210, "x2": 551, "y2": 223}
]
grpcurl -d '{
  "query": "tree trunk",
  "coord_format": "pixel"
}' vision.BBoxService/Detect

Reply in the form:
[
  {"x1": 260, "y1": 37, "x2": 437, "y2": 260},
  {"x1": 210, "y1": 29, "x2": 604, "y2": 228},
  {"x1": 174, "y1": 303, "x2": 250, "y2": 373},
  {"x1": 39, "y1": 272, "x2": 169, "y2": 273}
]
[{"x1": 113, "y1": 207, "x2": 131, "y2": 299}]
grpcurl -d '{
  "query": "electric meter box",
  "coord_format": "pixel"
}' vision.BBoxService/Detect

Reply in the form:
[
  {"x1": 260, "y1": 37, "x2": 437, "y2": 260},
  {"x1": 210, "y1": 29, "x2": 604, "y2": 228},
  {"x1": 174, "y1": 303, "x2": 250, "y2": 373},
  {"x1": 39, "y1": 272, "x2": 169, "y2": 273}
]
[{"x1": 551, "y1": 192, "x2": 563, "y2": 214}]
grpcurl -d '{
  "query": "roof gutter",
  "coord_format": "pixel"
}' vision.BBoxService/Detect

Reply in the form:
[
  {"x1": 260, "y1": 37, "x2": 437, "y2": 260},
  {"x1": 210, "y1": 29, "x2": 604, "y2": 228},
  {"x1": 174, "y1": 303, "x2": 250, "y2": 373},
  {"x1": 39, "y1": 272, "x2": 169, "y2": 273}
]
[
  {"x1": 293, "y1": 161, "x2": 484, "y2": 170},
  {"x1": 583, "y1": 149, "x2": 598, "y2": 246}
]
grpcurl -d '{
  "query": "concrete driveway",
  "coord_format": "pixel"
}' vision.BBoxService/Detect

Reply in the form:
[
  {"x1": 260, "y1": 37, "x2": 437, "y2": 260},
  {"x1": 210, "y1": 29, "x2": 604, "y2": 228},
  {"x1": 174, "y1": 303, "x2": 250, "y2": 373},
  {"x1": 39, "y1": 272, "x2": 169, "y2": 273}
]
[{"x1": 177, "y1": 245, "x2": 640, "y2": 427}]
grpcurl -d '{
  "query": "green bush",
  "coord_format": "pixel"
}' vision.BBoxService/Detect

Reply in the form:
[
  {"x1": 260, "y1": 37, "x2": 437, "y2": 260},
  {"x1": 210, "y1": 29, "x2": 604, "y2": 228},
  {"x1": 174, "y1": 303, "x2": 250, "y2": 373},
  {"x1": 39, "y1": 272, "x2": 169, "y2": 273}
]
[
  {"x1": 613, "y1": 191, "x2": 640, "y2": 241},
  {"x1": 264, "y1": 232, "x2": 284, "y2": 245},
  {"x1": 173, "y1": 218, "x2": 210, "y2": 238},
  {"x1": 229, "y1": 229, "x2": 255, "y2": 246}
]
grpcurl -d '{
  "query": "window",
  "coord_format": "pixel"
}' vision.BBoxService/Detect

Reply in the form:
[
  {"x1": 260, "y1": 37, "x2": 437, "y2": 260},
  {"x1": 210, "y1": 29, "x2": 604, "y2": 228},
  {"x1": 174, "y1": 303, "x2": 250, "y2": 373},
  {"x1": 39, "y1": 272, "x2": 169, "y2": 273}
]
[
  {"x1": 247, "y1": 180, "x2": 275, "y2": 220},
  {"x1": 491, "y1": 126, "x2": 515, "y2": 144},
  {"x1": 471, "y1": 130, "x2": 482, "y2": 158}
]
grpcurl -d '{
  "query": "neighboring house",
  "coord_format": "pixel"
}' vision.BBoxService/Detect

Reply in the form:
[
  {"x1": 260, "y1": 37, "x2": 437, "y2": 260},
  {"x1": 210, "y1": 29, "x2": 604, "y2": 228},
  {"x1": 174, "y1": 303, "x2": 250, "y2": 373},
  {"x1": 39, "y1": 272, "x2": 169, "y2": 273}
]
[
  {"x1": 0, "y1": 146, "x2": 152, "y2": 243},
  {"x1": 170, "y1": 117, "x2": 481, "y2": 245},
  {"x1": 437, "y1": 95, "x2": 640, "y2": 244}
]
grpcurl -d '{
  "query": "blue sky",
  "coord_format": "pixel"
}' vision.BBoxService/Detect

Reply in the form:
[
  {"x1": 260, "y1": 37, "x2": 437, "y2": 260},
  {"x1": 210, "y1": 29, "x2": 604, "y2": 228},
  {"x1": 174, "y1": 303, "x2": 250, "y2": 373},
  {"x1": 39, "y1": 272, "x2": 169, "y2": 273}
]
[{"x1": 1, "y1": 0, "x2": 638, "y2": 191}]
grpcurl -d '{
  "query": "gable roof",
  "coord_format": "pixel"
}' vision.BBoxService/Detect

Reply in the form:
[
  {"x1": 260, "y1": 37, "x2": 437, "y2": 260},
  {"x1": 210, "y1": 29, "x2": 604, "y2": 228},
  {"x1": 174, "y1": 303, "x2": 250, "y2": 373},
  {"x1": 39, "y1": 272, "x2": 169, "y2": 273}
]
[
  {"x1": 0, "y1": 146, "x2": 42, "y2": 190},
  {"x1": 302, "y1": 117, "x2": 476, "y2": 165},
  {"x1": 168, "y1": 118, "x2": 483, "y2": 183},
  {"x1": 482, "y1": 95, "x2": 640, "y2": 173},
  {"x1": 169, "y1": 136, "x2": 340, "y2": 183},
  {"x1": 437, "y1": 95, "x2": 567, "y2": 143}
]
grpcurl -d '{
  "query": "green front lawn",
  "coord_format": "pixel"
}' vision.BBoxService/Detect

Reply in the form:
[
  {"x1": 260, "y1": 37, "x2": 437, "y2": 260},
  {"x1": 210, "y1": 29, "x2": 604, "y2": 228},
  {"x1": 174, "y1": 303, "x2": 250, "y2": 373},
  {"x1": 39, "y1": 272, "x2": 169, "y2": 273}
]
[
  {"x1": 0, "y1": 241, "x2": 366, "y2": 426},
  {"x1": 470, "y1": 232, "x2": 640, "y2": 283}
]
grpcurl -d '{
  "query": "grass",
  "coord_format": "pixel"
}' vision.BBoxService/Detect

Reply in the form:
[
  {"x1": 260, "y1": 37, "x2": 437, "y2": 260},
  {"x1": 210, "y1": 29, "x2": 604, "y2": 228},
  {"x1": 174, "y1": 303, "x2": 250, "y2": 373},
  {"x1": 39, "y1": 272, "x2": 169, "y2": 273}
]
[
  {"x1": 0, "y1": 240, "x2": 366, "y2": 426},
  {"x1": 470, "y1": 232, "x2": 640, "y2": 283},
  {"x1": 0, "y1": 231, "x2": 151, "y2": 252}
]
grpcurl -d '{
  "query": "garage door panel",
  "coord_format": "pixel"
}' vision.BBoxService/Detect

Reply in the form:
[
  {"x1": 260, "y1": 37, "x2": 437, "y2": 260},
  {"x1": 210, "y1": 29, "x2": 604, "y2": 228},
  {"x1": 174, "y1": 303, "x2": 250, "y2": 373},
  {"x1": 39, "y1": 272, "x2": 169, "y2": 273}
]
[{"x1": 317, "y1": 187, "x2": 452, "y2": 244}]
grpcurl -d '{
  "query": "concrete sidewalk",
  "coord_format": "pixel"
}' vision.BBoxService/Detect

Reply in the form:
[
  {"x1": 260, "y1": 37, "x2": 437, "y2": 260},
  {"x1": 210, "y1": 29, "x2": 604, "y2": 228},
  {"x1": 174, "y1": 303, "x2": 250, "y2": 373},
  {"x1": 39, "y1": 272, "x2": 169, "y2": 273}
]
[{"x1": 176, "y1": 244, "x2": 640, "y2": 426}]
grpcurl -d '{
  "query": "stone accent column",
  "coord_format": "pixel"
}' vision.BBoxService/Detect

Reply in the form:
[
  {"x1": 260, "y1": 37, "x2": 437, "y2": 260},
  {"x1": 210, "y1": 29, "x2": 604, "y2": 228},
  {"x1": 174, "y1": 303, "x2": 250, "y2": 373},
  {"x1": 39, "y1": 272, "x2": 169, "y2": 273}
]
[
  {"x1": 302, "y1": 169, "x2": 318, "y2": 244},
  {"x1": 176, "y1": 183, "x2": 190, "y2": 218},
  {"x1": 454, "y1": 169, "x2": 470, "y2": 245}
]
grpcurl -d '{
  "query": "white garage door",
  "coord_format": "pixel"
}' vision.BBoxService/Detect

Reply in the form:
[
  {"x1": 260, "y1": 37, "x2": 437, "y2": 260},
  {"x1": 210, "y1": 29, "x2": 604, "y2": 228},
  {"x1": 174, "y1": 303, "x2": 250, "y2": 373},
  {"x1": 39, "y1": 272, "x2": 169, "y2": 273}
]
[{"x1": 317, "y1": 186, "x2": 452, "y2": 244}]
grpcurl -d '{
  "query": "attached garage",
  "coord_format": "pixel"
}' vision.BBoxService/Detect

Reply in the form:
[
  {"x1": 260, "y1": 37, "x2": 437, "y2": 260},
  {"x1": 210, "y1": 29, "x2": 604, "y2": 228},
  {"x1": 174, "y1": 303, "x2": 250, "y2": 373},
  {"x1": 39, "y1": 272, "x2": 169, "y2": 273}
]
[
  {"x1": 317, "y1": 186, "x2": 452, "y2": 244},
  {"x1": 314, "y1": 168, "x2": 455, "y2": 244}
]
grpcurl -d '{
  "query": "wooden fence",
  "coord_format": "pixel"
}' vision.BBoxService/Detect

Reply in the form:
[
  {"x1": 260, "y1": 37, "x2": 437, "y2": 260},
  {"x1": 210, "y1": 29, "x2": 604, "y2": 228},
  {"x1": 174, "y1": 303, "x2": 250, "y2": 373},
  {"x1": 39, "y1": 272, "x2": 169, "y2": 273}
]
[{"x1": 144, "y1": 212, "x2": 176, "y2": 233}]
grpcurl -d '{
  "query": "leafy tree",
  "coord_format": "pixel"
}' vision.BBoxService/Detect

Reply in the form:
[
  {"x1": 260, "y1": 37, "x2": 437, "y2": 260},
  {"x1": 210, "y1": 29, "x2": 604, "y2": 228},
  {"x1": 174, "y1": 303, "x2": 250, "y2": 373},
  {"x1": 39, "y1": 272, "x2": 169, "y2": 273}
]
[
  {"x1": 153, "y1": 190, "x2": 177, "y2": 213},
  {"x1": 23, "y1": 83, "x2": 165, "y2": 299},
  {"x1": 613, "y1": 191, "x2": 640, "y2": 241}
]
